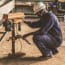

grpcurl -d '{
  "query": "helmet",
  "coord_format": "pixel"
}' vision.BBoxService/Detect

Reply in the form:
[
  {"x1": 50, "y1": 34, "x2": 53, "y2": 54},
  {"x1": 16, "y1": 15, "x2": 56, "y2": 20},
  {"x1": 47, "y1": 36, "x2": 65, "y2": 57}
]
[{"x1": 33, "y1": 2, "x2": 46, "y2": 14}]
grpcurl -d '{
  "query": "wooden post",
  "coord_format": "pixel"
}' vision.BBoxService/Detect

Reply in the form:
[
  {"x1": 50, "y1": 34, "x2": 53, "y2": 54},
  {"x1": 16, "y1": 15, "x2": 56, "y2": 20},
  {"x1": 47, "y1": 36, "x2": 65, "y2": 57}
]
[{"x1": 11, "y1": 19, "x2": 15, "y2": 56}]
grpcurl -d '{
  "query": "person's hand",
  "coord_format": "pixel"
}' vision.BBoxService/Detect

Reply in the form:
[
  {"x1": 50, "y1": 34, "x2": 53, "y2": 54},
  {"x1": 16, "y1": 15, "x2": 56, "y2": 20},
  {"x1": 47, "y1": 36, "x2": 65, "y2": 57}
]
[
  {"x1": 22, "y1": 33, "x2": 32, "y2": 39},
  {"x1": 22, "y1": 35, "x2": 28, "y2": 39}
]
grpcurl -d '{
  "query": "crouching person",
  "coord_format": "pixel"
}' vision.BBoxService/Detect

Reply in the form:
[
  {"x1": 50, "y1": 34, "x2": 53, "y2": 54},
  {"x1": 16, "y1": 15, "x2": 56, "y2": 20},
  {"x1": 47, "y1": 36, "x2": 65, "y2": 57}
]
[{"x1": 23, "y1": 2, "x2": 63, "y2": 58}]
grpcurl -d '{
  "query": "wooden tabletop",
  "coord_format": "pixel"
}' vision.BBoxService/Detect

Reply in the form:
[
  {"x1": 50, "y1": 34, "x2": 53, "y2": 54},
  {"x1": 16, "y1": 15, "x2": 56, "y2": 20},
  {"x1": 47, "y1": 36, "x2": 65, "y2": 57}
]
[{"x1": 8, "y1": 12, "x2": 25, "y2": 23}]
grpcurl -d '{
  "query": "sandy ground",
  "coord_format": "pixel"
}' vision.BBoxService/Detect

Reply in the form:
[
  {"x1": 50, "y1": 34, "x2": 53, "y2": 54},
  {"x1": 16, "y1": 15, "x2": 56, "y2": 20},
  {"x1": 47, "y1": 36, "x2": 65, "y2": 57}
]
[{"x1": 0, "y1": 22, "x2": 65, "y2": 65}]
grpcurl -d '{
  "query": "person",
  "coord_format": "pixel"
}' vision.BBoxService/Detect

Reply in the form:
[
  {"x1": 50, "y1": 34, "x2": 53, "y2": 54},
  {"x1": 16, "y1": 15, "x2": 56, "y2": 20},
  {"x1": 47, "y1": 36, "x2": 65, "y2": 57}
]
[{"x1": 23, "y1": 2, "x2": 63, "y2": 58}]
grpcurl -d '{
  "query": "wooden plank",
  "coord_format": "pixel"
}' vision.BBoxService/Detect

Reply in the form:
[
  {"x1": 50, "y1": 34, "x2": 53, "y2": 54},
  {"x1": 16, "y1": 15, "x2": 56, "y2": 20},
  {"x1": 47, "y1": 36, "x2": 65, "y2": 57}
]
[
  {"x1": 58, "y1": 0, "x2": 65, "y2": 2},
  {"x1": 8, "y1": 12, "x2": 25, "y2": 19},
  {"x1": 15, "y1": 2, "x2": 32, "y2": 6},
  {"x1": 8, "y1": 12, "x2": 25, "y2": 23}
]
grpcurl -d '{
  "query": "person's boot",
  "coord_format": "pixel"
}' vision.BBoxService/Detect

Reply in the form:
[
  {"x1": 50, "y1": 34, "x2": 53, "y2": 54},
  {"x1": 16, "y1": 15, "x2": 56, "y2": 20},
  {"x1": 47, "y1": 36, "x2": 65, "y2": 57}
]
[
  {"x1": 52, "y1": 48, "x2": 58, "y2": 55},
  {"x1": 39, "y1": 49, "x2": 53, "y2": 58},
  {"x1": 43, "y1": 49, "x2": 53, "y2": 57}
]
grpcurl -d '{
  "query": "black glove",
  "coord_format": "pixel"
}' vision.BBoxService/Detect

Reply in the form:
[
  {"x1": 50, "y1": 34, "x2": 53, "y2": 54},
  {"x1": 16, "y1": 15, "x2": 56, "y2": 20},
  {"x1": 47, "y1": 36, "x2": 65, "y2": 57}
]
[{"x1": 22, "y1": 34, "x2": 29, "y2": 39}]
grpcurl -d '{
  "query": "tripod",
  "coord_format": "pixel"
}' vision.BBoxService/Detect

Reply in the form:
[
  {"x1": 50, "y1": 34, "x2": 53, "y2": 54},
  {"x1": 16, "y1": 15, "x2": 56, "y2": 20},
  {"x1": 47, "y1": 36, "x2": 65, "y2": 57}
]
[{"x1": 0, "y1": 13, "x2": 31, "y2": 57}]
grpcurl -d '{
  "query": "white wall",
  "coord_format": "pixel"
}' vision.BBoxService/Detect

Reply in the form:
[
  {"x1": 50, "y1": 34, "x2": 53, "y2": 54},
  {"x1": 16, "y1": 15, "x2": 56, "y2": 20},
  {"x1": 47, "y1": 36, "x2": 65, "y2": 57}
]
[
  {"x1": 0, "y1": 0, "x2": 6, "y2": 6},
  {"x1": 0, "y1": 0, "x2": 15, "y2": 20}
]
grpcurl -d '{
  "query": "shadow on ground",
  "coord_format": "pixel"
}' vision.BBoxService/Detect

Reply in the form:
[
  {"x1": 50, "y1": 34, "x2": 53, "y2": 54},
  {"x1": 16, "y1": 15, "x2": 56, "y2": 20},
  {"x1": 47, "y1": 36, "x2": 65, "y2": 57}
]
[{"x1": 0, "y1": 55, "x2": 51, "y2": 65}]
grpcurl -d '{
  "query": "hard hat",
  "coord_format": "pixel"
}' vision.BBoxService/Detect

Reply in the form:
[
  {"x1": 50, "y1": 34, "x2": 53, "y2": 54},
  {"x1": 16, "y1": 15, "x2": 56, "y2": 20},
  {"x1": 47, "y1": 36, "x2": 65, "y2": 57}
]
[{"x1": 33, "y1": 2, "x2": 46, "y2": 14}]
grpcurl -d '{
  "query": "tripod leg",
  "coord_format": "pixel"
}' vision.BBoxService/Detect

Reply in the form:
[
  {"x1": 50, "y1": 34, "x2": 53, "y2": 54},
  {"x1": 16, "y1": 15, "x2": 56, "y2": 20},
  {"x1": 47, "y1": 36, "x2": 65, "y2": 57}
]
[
  {"x1": 0, "y1": 32, "x2": 10, "y2": 44},
  {"x1": 0, "y1": 32, "x2": 7, "y2": 41}
]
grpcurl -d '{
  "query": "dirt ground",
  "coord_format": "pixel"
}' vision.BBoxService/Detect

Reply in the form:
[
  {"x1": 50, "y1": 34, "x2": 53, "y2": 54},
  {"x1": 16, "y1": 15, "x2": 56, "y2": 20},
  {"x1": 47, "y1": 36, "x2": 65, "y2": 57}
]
[{"x1": 0, "y1": 22, "x2": 65, "y2": 65}]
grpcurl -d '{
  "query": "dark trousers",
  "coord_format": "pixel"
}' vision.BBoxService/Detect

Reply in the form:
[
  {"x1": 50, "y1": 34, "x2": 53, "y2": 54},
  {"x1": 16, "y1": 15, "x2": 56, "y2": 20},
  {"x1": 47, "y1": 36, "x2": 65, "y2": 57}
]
[{"x1": 33, "y1": 34, "x2": 61, "y2": 54}]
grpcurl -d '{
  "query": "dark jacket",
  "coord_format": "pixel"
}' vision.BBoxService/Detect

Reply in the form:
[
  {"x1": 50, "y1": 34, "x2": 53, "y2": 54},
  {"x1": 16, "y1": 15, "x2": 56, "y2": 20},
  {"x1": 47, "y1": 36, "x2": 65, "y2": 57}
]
[{"x1": 25, "y1": 12, "x2": 62, "y2": 44}]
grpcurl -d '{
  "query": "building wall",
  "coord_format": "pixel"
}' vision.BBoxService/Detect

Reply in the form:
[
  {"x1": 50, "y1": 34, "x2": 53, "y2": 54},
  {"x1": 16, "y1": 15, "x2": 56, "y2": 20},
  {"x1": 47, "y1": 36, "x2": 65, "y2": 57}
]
[{"x1": 15, "y1": 2, "x2": 33, "y2": 13}]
